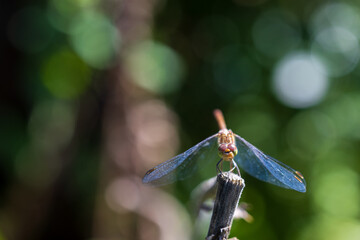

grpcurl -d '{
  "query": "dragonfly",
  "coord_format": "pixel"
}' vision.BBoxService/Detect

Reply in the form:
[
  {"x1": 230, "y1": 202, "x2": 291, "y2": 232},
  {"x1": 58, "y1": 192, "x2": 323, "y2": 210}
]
[{"x1": 143, "y1": 109, "x2": 306, "y2": 193}]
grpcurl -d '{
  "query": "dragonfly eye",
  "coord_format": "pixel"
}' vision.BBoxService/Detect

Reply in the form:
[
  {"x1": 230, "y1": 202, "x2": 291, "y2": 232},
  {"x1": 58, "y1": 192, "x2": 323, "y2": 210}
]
[
  {"x1": 218, "y1": 144, "x2": 227, "y2": 152},
  {"x1": 228, "y1": 144, "x2": 236, "y2": 152}
]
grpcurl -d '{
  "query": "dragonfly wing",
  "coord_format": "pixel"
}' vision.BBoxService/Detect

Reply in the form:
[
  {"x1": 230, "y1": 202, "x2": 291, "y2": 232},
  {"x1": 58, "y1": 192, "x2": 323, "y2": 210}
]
[
  {"x1": 143, "y1": 134, "x2": 218, "y2": 186},
  {"x1": 234, "y1": 135, "x2": 306, "y2": 192}
]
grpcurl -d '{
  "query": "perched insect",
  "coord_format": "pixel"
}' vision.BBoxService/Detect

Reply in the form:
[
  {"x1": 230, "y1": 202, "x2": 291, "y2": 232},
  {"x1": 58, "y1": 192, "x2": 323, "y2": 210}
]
[{"x1": 143, "y1": 109, "x2": 306, "y2": 192}]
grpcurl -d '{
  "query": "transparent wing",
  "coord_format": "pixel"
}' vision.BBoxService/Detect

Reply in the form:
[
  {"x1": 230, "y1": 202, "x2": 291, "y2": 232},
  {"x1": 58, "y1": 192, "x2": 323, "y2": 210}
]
[
  {"x1": 234, "y1": 135, "x2": 306, "y2": 193},
  {"x1": 143, "y1": 134, "x2": 218, "y2": 186}
]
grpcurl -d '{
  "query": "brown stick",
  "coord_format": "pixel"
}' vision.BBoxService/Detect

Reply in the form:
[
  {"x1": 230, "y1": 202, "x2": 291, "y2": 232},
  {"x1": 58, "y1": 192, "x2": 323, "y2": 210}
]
[
  {"x1": 213, "y1": 109, "x2": 227, "y2": 130},
  {"x1": 206, "y1": 172, "x2": 245, "y2": 240}
]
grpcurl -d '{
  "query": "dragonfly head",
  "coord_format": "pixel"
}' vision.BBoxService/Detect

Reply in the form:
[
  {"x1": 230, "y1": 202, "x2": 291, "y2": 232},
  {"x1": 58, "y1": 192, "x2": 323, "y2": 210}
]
[
  {"x1": 218, "y1": 143, "x2": 238, "y2": 160},
  {"x1": 217, "y1": 129, "x2": 238, "y2": 161}
]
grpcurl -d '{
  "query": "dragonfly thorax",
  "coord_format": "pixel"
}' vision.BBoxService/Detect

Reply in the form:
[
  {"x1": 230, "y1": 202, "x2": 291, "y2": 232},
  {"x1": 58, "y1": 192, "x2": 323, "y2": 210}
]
[{"x1": 217, "y1": 129, "x2": 238, "y2": 161}]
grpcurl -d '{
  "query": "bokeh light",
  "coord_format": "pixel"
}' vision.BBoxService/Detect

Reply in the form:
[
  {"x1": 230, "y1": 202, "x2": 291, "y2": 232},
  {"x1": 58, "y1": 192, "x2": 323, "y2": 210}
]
[
  {"x1": 286, "y1": 110, "x2": 336, "y2": 159},
  {"x1": 105, "y1": 177, "x2": 192, "y2": 240},
  {"x1": 252, "y1": 9, "x2": 302, "y2": 62},
  {"x1": 310, "y1": 3, "x2": 360, "y2": 39},
  {"x1": 127, "y1": 41, "x2": 184, "y2": 94},
  {"x1": 127, "y1": 100, "x2": 179, "y2": 170},
  {"x1": 41, "y1": 47, "x2": 92, "y2": 99},
  {"x1": 212, "y1": 45, "x2": 262, "y2": 98},
  {"x1": 322, "y1": 93, "x2": 360, "y2": 139},
  {"x1": 15, "y1": 101, "x2": 76, "y2": 188},
  {"x1": 312, "y1": 163, "x2": 360, "y2": 218},
  {"x1": 298, "y1": 216, "x2": 360, "y2": 240},
  {"x1": 106, "y1": 177, "x2": 141, "y2": 212},
  {"x1": 28, "y1": 100, "x2": 76, "y2": 153},
  {"x1": 69, "y1": 10, "x2": 121, "y2": 69},
  {"x1": 311, "y1": 27, "x2": 360, "y2": 77},
  {"x1": 309, "y1": 3, "x2": 360, "y2": 77},
  {"x1": 14, "y1": 145, "x2": 53, "y2": 188},
  {"x1": 47, "y1": 0, "x2": 99, "y2": 32},
  {"x1": 273, "y1": 52, "x2": 328, "y2": 108}
]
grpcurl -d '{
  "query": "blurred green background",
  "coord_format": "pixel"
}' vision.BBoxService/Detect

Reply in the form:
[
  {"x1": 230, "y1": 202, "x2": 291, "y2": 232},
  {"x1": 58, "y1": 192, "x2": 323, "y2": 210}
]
[{"x1": 2, "y1": 0, "x2": 360, "y2": 239}]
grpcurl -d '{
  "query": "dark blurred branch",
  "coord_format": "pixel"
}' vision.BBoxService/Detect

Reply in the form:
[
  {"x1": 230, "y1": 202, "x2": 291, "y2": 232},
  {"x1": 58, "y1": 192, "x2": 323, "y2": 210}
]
[
  {"x1": 206, "y1": 172, "x2": 244, "y2": 240},
  {"x1": 91, "y1": 0, "x2": 159, "y2": 238},
  {"x1": 191, "y1": 176, "x2": 217, "y2": 217}
]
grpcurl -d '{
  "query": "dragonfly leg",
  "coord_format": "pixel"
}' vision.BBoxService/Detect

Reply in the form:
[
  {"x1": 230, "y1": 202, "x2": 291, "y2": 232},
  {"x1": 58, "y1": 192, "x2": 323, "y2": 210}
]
[
  {"x1": 232, "y1": 159, "x2": 241, "y2": 177},
  {"x1": 229, "y1": 161, "x2": 238, "y2": 173},
  {"x1": 216, "y1": 159, "x2": 225, "y2": 177},
  {"x1": 217, "y1": 159, "x2": 241, "y2": 178}
]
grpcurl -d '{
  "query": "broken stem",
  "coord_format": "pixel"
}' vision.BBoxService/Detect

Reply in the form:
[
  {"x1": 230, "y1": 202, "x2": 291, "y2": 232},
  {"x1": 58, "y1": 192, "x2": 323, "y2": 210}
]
[{"x1": 206, "y1": 172, "x2": 245, "y2": 240}]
